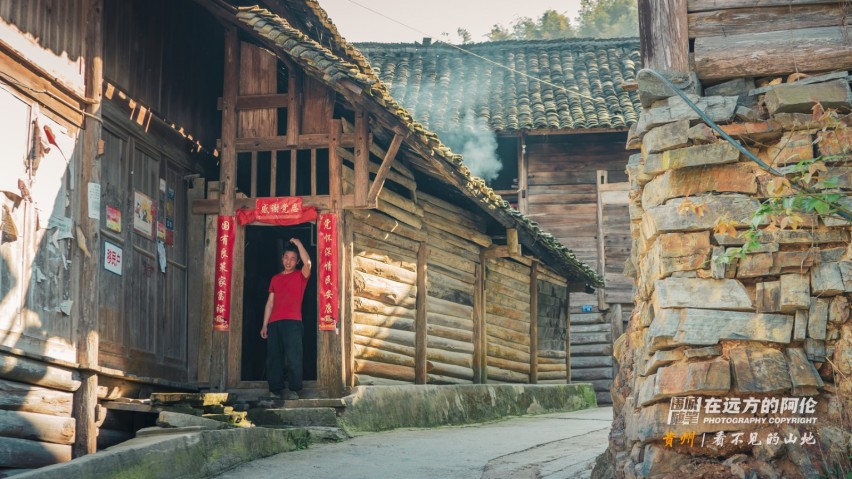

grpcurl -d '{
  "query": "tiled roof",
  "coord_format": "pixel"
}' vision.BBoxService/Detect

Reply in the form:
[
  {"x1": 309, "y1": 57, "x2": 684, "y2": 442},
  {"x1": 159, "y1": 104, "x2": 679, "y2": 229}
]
[
  {"x1": 233, "y1": 4, "x2": 603, "y2": 286},
  {"x1": 357, "y1": 39, "x2": 642, "y2": 133}
]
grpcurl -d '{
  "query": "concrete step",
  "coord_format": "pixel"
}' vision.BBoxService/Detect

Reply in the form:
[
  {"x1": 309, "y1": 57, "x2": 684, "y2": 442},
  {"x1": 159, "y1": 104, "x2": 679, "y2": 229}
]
[{"x1": 248, "y1": 407, "x2": 339, "y2": 428}]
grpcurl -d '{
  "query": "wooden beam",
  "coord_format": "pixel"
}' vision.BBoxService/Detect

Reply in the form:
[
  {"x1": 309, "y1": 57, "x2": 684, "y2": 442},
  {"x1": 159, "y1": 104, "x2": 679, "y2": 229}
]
[
  {"x1": 236, "y1": 93, "x2": 290, "y2": 110},
  {"x1": 595, "y1": 170, "x2": 607, "y2": 311},
  {"x1": 529, "y1": 262, "x2": 539, "y2": 384},
  {"x1": 415, "y1": 242, "x2": 428, "y2": 385},
  {"x1": 353, "y1": 112, "x2": 370, "y2": 207},
  {"x1": 191, "y1": 195, "x2": 356, "y2": 215},
  {"x1": 687, "y1": 4, "x2": 847, "y2": 39},
  {"x1": 687, "y1": 0, "x2": 844, "y2": 13},
  {"x1": 507, "y1": 228, "x2": 520, "y2": 256},
  {"x1": 638, "y1": 0, "x2": 689, "y2": 73},
  {"x1": 366, "y1": 133, "x2": 404, "y2": 204},
  {"x1": 73, "y1": 0, "x2": 103, "y2": 459}
]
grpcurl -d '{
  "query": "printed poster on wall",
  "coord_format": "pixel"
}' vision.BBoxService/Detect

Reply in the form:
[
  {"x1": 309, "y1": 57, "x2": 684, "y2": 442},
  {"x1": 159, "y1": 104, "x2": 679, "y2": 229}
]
[
  {"x1": 133, "y1": 191, "x2": 154, "y2": 239},
  {"x1": 103, "y1": 241, "x2": 122, "y2": 275},
  {"x1": 317, "y1": 213, "x2": 338, "y2": 332},
  {"x1": 213, "y1": 215, "x2": 236, "y2": 332},
  {"x1": 106, "y1": 205, "x2": 122, "y2": 233}
]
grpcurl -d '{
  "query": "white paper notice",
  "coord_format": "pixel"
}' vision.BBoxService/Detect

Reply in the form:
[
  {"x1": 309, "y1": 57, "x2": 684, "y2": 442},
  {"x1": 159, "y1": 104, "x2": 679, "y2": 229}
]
[
  {"x1": 104, "y1": 241, "x2": 122, "y2": 276},
  {"x1": 87, "y1": 183, "x2": 101, "y2": 220}
]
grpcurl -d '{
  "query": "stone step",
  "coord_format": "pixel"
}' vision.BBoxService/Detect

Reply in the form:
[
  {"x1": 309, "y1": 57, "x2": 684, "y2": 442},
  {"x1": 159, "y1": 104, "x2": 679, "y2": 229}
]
[
  {"x1": 248, "y1": 407, "x2": 339, "y2": 428},
  {"x1": 303, "y1": 426, "x2": 349, "y2": 444}
]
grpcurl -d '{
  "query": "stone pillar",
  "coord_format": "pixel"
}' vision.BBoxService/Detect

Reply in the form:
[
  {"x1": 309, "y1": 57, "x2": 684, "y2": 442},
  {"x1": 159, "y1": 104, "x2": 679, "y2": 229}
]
[{"x1": 603, "y1": 76, "x2": 852, "y2": 478}]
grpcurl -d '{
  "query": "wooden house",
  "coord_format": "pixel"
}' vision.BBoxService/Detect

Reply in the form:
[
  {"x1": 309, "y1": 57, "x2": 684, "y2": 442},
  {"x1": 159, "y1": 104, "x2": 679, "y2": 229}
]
[
  {"x1": 357, "y1": 38, "x2": 642, "y2": 402},
  {"x1": 0, "y1": 0, "x2": 602, "y2": 469}
]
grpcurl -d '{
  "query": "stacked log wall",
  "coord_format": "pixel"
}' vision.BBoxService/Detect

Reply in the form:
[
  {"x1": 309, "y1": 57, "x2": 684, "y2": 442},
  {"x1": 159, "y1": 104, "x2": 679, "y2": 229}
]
[
  {"x1": 686, "y1": 1, "x2": 852, "y2": 81},
  {"x1": 420, "y1": 192, "x2": 481, "y2": 384},
  {"x1": 485, "y1": 258, "x2": 532, "y2": 383},
  {"x1": 608, "y1": 74, "x2": 852, "y2": 478}
]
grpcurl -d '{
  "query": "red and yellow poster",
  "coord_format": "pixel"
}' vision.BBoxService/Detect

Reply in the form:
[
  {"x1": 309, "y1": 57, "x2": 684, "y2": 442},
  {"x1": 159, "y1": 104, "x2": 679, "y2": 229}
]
[
  {"x1": 317, "y1": 213, "x2": 338, "y2": 331},
  {"x1": 213, "y1": 215, "x2": 235, "y2": 332}
]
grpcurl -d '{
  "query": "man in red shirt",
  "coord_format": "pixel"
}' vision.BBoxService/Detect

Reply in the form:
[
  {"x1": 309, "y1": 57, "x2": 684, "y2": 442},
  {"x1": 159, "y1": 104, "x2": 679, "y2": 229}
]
[{"x1": 261, "y1": 238, "x2": 311, "y2": 400}]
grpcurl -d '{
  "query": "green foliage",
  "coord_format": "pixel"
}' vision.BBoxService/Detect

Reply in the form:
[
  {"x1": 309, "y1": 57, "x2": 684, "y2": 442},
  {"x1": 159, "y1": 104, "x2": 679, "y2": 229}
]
[
  {"x1": 479, "y1": 1, "x2": 637, "y2": 41},
  {"x1": 576, "y1": 0, "x2": 639, "y2": 38},
  {"x1": 457, "y1": 28, "x2": 472, "y2": 44}
]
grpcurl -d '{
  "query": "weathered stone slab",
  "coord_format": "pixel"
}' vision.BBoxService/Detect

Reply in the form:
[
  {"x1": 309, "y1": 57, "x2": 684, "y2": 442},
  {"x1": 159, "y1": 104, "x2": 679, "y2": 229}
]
[
  {"x1": 737, "y1": 253, "x2": 776, "y2": 279},
  {"x1": 626, "y1": 153, "x2": 653, "y2": 187},
  {"x1": 636, "y1": 70, "x2": 702, "y2": 108},
  {"x1": 807, "y1": 298, "x2": 830, "y2": 340},
  {"x1": 687, "y1": 123, "x2": 715, "y2": 143},
  {"x1": 763, "y1": 79, "x2": 852, "y2": 115},
  {"x1": 636, "y1": 95, "x2": 738, "y2": 138},
  {"x1": 684, "y1": 346, "x2": 721, "y2": 359},
  {"x1": 707, "y1": 77, "x2": 755, "y2": 97},
  {"x1": 642, "y1": 163, "x2": 757, "y2": 208},
  {"x1": 641, "y1": 349, "x2": 684, "y2": 377},
  {"x1": 644, "y1": 141, "x2": 741, "y2": 176},
  {"x1": 765, "y1": 131, "x2": 813, "y2": 166},
  {"x1": 653, "y1": 278, "x2": 753, "y2": 311},
  {"x1": 805, "y1": 338, "x2": 826, "y2": 362},
  {"x1": 642, "y1": 195, "x2": 762, "y2": 242},
  {"x1": 786, "y1": 348, "x2": 824, "y2": 392},
  {"x1": 654, "y1": 359, "x2": 730, "y2": 400},
  {"x1": 822, "y1": 197, "x2": 852, "y2": 227},
  {"x1": 643, "y1": 119, "x2": 690, "y2": 154},
  {"x1": 735, "y1": 105, "x2": 760, "y2": 122},
  {"x1": 840, "y1": 261, "x2": 852, "y2": 291},
  {"x1": 811, "y1": 262, "x2": 844, "y2": 296},
  {"x1": 779, "y1": 273, "x2": 810, "y2": 312},
  {"x1": 641, "y1": 232, "x2": 711, "y2": 288},
  {"x1": 714, "y1": 228, "x2": 849, "y2": 246},
  {"x1": 673, "y1": 308, "x2": 792, "y2": 346},
  {"x1": 750, "y1": 71, "x2": 850, "y2": 96},
  {"x1": 769, "y1": 112, "x2": 822, "y2": 131},
  {"x1": 775, "y1": 250, "x2": 815, "y2": 273},
  {"x1": 157, "y1": 411, "x2": 232, "y2": 430},
  {"x1": 756, "y1": 280, "x2": 781, "y2": 313},
  {"x1": 730, "y1": 347, "x2": 791, "y2": 394},
  {"x1": 793, "y1": 310, "x2": 808, "y2": 341}
]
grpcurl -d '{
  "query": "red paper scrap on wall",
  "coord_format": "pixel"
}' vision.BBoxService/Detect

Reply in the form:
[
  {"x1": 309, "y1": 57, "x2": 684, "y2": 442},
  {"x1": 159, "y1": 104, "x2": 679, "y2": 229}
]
[
  {"x1": 213, "y1": 215, "x2": 236, "y2": 332},
  {"x1": 317, "y1": 213, "x2": 338, "y2": 332}
]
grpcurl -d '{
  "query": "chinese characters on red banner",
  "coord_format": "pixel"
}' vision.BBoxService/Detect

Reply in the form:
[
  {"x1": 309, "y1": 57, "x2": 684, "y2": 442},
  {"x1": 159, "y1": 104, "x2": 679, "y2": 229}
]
[
  {"x1": 318, "y1": 213, "x2": 338, "y2": 331},
  {"x1": 256, "y1": 197, "x2": 303, "y2": 222},
  {"x1": 213, "y1": 216, "x2": 235, "y2": 332}
]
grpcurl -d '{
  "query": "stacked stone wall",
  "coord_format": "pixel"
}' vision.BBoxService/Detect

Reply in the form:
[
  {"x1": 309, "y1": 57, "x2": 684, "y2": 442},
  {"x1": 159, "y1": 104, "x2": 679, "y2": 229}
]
[{"x1": 607, "y1": 74, "x2": 852, "y2": 478}]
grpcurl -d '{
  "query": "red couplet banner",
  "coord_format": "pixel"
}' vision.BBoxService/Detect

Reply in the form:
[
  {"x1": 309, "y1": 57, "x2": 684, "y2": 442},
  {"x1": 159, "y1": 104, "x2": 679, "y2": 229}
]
[
  {"x1": 317, "y1": 213, "x2": 338, "y2": 332},
  {"x1": 213, "y1": 215, "x2": 236, "y2": 332}
]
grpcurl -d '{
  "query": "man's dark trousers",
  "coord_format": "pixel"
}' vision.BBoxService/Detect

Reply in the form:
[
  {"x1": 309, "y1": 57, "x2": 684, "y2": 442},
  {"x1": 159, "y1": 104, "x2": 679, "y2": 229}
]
[{"x1": 267, "y1": 320, "x2": 303, "y2": 392}]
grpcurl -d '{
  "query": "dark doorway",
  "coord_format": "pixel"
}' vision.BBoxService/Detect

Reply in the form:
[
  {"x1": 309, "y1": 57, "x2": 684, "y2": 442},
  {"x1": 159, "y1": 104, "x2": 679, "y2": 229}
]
[{"x1": 242, "y1": 223, "x2": 318, "y2": 382}]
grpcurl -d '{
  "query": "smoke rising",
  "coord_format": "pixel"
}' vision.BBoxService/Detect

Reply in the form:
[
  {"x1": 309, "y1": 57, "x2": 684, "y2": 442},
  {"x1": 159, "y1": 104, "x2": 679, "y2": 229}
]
[{"x1": 439, "y1": 117, "x2": 502, "y2": 182}]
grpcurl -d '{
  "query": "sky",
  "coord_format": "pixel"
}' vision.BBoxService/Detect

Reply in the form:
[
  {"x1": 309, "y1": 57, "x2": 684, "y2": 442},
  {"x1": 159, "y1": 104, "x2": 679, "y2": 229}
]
[{"x1": 318, "y1": 0, "x2": 583, "y2": 43}]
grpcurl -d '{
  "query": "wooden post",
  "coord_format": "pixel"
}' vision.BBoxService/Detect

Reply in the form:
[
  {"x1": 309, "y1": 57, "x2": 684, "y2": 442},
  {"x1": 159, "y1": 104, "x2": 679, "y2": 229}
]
[
  {"x1": 414, "y1": 242, "x2": 428, "y2": 384},
  {"x1": 638, "y1": 0, "x2": 690, "y2": 73},
  {"x1": 329, "y1": 120, "x2": 341, "y2": 206},
  {"x1": 353, "y1": 111, "x2": 369, "y2": 207},
  {"x1": 198, "y1": 182, "x2": 219, "y2": 384},
  {"x1": 211, "y1": 26, "x2": 240, "y2": 392},
  {"x1": 286, "y1": 69, "x2": 299, "y2": 146},
  {"x1": 472, "y1": 263, "x2": 483, "y2": 384},
  {"x1": 478, "y1": 253, "x2": 488, "y2": 383},
  {"x1": 565, "y1": 280, "x2": 572, "y2": 383},
  {"x1": 595, "y1": 170, "x2": 607, "y2": 311},
  {"x1": 73, "y1": 0, "x2": 103, "y2": 458},
  {"x1": 186, "y1": 177, "x2": 206, "y2": 383},
  {"x1": 507, "y1": 228, "x2": 520, "y2": 256},
  {"x1": 529, "y1": 262, "x2": 539, "y2": 384},
  {"x1": 343, "y1": 212, "x2": 355, "y2": 389}
]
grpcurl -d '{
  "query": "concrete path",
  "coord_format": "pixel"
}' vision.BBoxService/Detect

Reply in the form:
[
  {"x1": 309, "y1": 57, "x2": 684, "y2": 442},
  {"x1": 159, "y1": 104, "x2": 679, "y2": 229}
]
[{"x1": 213, "y1": 406, "x2": 613, "y2": 479}]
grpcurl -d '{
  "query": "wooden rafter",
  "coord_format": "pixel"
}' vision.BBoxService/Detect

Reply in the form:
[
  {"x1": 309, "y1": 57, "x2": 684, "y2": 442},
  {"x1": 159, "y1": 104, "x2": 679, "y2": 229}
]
[{"x1": 366, "y1": 133, "x2": 404, "y2": 205}]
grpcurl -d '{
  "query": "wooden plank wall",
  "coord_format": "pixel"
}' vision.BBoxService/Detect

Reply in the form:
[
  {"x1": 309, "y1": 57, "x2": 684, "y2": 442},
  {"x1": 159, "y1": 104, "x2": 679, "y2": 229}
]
[
  {"x1": 570, "y1": 310, "x2": 613, "y2": 404},
  {"x1": 598, "y1": 183, "x2": 632, "y2": 305},
  {"x1": 536, "y1": 276, "x2": 569, "y2": 383},
  {"x1": 687, "y1": 0, "x2": 852, "y2": 80},
  {"x1": 485, "y1": 258, "x2": 531, "y2": 383},
  {"x1": 102, "y1": 0, "x2": 223, "y2": 148}
]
